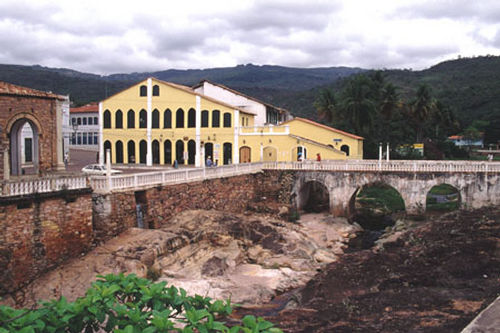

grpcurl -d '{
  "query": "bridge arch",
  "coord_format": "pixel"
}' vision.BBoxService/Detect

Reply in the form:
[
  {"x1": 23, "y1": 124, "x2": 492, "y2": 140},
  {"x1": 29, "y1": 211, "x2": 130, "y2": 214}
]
[
  {"x1": 426, "y1": 183, "x2": 461, "y2": 212},
  {"x1": 297, "y1": 180, "x2": 330, "y2": 213},
  {"x1": 349, "y1": 182, "x2": 405, "y2": 228}
]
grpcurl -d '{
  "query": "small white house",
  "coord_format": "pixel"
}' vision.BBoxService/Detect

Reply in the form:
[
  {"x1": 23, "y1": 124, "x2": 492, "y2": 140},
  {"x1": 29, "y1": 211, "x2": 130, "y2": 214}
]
[
  {"x1": 192, "y1": 80, "x2": 292, "y2": 126},
  {"x1": 448, "y1": 135, "x2": 484, "y2": 147}
]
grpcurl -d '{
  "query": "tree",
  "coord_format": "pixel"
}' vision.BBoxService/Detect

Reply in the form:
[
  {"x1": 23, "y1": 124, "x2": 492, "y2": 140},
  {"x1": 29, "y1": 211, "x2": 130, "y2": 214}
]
[
  {"x1": 313, "y1": 88, "x2": 337, "y2": 124},
  {"x1": 409, "y1": 84, "x2": 435, "y2": 142},
  {"x1": 339, "y1": 75, "x2": 376, "y2": 136},
  {"x1": 379, "y1": 83, "x2": 400, "y2": 120}
]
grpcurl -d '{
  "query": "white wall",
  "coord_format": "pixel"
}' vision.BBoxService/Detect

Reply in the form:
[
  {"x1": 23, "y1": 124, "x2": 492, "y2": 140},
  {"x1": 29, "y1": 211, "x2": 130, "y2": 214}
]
[{"x1": 194, "y1": 82, "x2": 267, "y2": 126}]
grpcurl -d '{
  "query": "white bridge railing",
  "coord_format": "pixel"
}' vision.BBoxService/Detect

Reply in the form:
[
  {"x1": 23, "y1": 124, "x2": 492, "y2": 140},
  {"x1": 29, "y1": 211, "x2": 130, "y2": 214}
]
[
  {"x1": 1, "y1": 175, "x2": 88, "y2": 197},
  {"x1": 2, "y1": 160, "x2": 499, "y2": 197},
  {"x1": 90, "y1": 163, "x2": 264, "y2": 193},
  {"x1": 263, "y1": 160, "x2": 500, "y2": 173}
]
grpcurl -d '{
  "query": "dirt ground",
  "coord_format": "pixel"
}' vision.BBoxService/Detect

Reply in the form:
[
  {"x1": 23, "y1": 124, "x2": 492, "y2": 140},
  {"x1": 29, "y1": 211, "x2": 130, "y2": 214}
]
[{"x1": 236, "y1": 207, "x2": 500, "y2": 332}]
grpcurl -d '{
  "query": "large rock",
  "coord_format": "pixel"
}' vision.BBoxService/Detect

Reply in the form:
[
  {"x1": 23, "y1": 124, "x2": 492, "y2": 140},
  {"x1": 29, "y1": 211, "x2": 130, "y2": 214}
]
[{"x1": 3, "y1": 210, "x2": 360, "y2": 308}]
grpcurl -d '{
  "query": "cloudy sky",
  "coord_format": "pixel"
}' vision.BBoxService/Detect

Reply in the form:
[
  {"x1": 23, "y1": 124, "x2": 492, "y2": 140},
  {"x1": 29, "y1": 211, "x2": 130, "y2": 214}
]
[{"x1": 0, "y1": 0, "x2": 499, "y2": 75}]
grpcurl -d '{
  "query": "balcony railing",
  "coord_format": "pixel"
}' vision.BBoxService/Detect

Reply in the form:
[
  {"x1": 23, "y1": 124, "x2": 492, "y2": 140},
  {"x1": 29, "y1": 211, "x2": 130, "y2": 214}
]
[{"x1": 239, "y1": 125, "x2": 290, "y2": 135}]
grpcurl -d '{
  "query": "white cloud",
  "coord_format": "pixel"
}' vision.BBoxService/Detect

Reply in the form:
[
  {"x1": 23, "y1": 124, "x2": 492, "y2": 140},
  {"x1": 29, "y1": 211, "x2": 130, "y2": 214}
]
[{"x1": 0, "y1": 0, "x2": 499, "y2": 74}]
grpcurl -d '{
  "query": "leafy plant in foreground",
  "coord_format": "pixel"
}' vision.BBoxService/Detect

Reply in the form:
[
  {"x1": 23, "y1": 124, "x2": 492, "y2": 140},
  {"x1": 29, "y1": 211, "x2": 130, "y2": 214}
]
[{"x1": 0, "y1": 273, "x2": 282, "y2": 333}]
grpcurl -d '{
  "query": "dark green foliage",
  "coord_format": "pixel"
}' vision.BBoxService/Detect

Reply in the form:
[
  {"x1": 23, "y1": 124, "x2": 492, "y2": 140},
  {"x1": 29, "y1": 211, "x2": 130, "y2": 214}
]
[
  {"x1": 357, "y1": 183, "x2": 405, "y2": 213},
  {"x1": 313, "y1": 69, "x2": 465, "y2": 158},
  {"x1": 0, "y1": 273, "x2": 282, "y2": 333},
  {"x1": 288, "y1": 210, "x2": 300, "y2": 223}
]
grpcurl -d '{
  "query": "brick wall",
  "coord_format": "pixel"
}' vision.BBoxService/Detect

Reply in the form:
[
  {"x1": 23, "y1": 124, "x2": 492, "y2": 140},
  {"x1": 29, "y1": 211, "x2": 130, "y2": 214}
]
[
  {"x1": 92, "y1": 171, "x2": 296, "y2": 241},
  {"x1": 0, "y1": 190, "x2": 93, "y2": 296},
  {"x1": 0, "y1": 95, "x2": 60, "y2": 178},
  {"x1": 1, "y1": 170, "x2": 296, "y2": 298}
]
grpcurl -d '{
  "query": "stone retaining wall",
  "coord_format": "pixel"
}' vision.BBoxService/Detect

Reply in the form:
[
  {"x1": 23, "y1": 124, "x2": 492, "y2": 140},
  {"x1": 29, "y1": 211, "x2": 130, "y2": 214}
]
[
  {"x1": 92, "y1": 171, "x2": 294, "y2": 240},
  {"x1": 1, "y1": 171, "x2": 294, "y2": 300},
  {"x1": 0, "y1": 189, "x2": 93, "y2": 297}
]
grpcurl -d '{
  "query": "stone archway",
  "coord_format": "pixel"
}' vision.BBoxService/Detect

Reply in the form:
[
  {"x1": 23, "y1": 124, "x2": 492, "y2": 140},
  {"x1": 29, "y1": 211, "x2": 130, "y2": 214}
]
[
  {"x1": 8, "y1": 117, "x2": 41, "y2": 176},
  {"x1": 298, "y1": 180, "x2": 330, "y2": 213},
  {"x1": 426, "y1": 183, "x2": 461, "y2": 212},
  {"x1": 349, "y1": 182, "x2": 405, "y2": 229}
]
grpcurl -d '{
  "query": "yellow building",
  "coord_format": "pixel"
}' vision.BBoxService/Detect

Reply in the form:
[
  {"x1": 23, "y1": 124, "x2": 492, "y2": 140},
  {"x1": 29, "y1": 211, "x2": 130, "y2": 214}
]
[{"x1": 99, "y1": 78, "x2": 363, "y2": 166}]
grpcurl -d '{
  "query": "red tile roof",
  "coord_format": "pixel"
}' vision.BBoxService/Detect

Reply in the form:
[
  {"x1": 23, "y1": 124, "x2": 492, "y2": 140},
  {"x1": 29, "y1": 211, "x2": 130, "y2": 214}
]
[
  {"x1": 0, "y1": 81, "x2": 64, "y2": 99},
  {"x1": 282, "y1": 117, "x2": 364, "y2": 140},
  {"x1": 70, "y1": 102, "x2": 99, "y2": 113}
]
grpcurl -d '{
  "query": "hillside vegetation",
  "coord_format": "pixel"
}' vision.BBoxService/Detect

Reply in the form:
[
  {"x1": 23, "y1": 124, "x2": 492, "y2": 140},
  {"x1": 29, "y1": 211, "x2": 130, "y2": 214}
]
[{"x1": 1, "y1": 56, "x2": 500, "y2": 137}]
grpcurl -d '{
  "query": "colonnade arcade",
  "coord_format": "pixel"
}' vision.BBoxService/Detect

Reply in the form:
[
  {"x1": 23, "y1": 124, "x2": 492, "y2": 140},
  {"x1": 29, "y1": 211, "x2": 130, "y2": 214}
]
[{"x1": 103, "y1": 138, "x2": 233, "y2": 166}]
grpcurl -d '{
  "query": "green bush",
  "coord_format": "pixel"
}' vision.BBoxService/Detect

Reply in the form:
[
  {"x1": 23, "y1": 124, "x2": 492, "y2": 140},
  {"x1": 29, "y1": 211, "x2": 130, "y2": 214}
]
[
  {"x1": 288, "y1": 210, "x2": 300, "y2": 223},
  {"x1": 0, "y1": 273, "x2": 282, "y2": 333}
]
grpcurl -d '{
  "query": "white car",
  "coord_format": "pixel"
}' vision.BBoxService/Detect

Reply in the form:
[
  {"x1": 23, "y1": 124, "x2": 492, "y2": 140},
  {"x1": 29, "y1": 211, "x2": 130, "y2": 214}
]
[{"x1": 81, "y1": 164, "x2": 122, "y2": 175}]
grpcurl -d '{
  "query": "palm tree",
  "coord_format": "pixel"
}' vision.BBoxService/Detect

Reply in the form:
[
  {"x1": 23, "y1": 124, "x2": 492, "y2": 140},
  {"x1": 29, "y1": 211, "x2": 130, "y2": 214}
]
[
  {"x1": 340, "y1": 75, "x2": 376, "y2": 136},
  {"x1": 432, "y1": 101, "x2": 458, "y2": 139},
  {"x1": 379, "y1": 83, "x2": 400, "y2": 120},
  {"x1": 409, "y1": 84, "x2": 434, "y2": 142},
  {"x1": 314, "y1": 88, "x2": 337, "y2": 124}
]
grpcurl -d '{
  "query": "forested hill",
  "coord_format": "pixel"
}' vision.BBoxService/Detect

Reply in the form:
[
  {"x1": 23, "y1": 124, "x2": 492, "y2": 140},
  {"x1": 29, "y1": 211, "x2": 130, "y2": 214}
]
[
  {"x1": 1, "y1": 56, "x2": 500, "y2": 128},
  {"x1": 0, "y1": 63, "x2": 363, "y2": 106},
  {"x1": 384, "y1": 56, "x2": 500, "y2": 125}
]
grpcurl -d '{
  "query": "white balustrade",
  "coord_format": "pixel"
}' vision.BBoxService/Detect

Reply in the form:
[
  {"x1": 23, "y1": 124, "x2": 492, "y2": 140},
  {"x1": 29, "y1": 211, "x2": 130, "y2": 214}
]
[
  {"x1": 4, "y1": 160, "x2": 490, "y2": 196},
  {"x1": 1, "y1": 175, "x2": 88, "y2": 197}
]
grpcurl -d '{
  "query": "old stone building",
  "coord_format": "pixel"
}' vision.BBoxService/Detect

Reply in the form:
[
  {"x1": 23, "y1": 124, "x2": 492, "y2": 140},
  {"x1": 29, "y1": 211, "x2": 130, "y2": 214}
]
[{"x1": 0, "y1": 81, "x2": 66, "y2": 179}]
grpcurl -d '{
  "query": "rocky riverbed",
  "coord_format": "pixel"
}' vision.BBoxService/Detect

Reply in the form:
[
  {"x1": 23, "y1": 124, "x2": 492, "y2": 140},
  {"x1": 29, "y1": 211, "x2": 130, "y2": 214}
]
[
  {"x1": 2, "y1": 210, "x2": 361, "y2": 308},
  {"x1": 235, "y1": 206, "x2": 500, "y2": 332}
]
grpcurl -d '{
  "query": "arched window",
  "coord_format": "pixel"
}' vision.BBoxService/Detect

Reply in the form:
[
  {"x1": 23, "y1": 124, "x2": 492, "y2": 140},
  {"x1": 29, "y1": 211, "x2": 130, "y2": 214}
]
[
  {"x1": 164, "y1": 109, "x2": 172, "y2": 128},
  {"x1": 212, "y1": 110, "x2": 220, "y2": 128},
  {"x1": 164, "y1": 140, "x2": 172, "y2": 165},
  {"x1": 223, "y1": 142, "x2": 232, "y2": 165},
  {"x1": 127, "y1": 109, "x2": 135, "y2": 128},
  {"x1": 140, "y1": 85, "x2": 147, "y2": 96},
  {"x1": 127, "y1": 140, "x2": 136, "y2": 164},
  {"x1": 152, "y1": 140, "x2": 160, "y2": 164},
  {"x1": 139, "y1": 140, "x2": 147, "y2": 163},
  {"x1": 205, "y1": 143, "x2": 213, "y2": 164},
  {"x1": 104, "y1": 140, "x2": 112, "y2": 163},
  {"x1": 341, "y1": 144, "x2": 350, "y2": 156},
  {"x1": 103, "y1": 110, "x2": 111, "y2": 128},
  {"x1": 152, "y1": 85, "x2": 160, "y2": 96},
  {"x1": 152, "y1": 109, "x2": 160, "y2": 128},
  {"x1": 201, "y1": 110, "x2": 209, "y2": 127},
  {"x1": 116, "y1": 141, "x2": 123, "y2": 163},
  {"x1": 115, "y1": 110, "x2": 123, "y2": 128},
  {"x1": 139, "y1": 109, "x2": 147, "y2": 128},
  {"x1": 188, "y1": 108, "x2": 196, "y2": 128},
  {"x1": 223, "y1": 112, "x2": 231, "y2": 127},
  {"x1": 188, "y1": 140, "x2": 196, "y2": 165},
  {"x1": 176, "y1": 108, "x2": 184, "y2": 128},
  {"x1": 176, "y1": 140, "x2": 184, "y2": 163}
]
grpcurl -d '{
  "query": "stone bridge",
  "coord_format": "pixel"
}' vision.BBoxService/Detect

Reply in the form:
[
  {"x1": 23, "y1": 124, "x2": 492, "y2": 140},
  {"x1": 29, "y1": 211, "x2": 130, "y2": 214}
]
[{"x1": 292, "y1": 170, "x2": 500, "y2": 216}]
